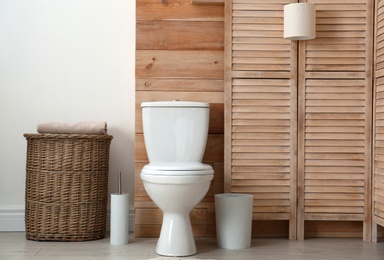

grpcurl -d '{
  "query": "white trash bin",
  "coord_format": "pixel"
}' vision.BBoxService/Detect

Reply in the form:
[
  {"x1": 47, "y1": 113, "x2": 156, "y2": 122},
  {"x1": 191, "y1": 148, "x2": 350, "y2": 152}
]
[{"x1": 215, "y1": 193, "x2": 253, "y2": 249}]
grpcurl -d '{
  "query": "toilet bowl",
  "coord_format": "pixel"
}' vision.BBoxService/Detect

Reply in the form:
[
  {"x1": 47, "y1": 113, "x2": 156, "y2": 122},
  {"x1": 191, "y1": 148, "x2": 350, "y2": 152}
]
[
  {"x1": 140, "y1": 101, "x2": 214, "y2": 256},
  {"x1": 141, "y1": 167, "x2": 213, "y2": 256}
]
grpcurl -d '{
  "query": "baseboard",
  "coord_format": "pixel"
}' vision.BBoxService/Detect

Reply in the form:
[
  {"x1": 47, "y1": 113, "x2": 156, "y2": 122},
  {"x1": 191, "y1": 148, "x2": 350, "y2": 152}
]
[
  {"x1": 0, "y1": 207, "x2": 135, "y2": 232},
  {"x1": 0, "y1": 207, "x2": 25, "y2": 231}
]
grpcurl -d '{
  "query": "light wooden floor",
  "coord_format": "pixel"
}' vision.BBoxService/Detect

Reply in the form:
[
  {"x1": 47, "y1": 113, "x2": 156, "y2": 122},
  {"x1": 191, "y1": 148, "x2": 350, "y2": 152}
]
[{"x1": 1, "y1": 232, "x2": 384, "y2": 260}]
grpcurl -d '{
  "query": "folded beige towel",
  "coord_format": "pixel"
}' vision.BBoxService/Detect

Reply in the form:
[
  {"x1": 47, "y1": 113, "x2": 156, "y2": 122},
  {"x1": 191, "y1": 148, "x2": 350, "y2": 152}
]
[{"x1": 37, "y1": 121, "x2": 107, "y2": 135}]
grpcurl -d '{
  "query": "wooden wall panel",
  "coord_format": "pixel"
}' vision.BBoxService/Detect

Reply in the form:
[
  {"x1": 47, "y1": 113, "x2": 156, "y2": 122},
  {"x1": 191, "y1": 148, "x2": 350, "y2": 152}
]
[
  {"x1": 230, "y1": 78, "x2": 296, "y2": 224},
  {"x1": 225, "y1": 0, "x2": 298, "y2": 240},
  {"x1": 226, "y1": 0, "x2": 375, "y2": 240},
  {"x1": 136, "y1": 50, "x2": 224, "y2": 79},
  {"x1": 135, "y1": 0, "x2": 225, "y2": 238},
  {"x1": 137, "y1": 0, "x2": 224, "y2": 21},
  {"x1": 192, "y1": 0, "x2": 224, "y2": 4},
  {"x1": 373, "y1": 0, "x2": 384, "y2": 242},
  {"x1": 298, "y1": 0, "x2": 373, "y2": 241},
  {"x1": 137, "y1": 0, "x2": 377, "y2": 240},
  {"x1": 136, "y1": 21, "x2": 224, "y2": 50},
  {"x1": 230, "y1": 0, "x2": 295, "y2": 79}
]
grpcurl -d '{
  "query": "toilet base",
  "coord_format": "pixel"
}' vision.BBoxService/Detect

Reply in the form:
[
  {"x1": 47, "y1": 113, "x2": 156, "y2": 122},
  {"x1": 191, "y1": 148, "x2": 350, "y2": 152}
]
[{"x1": 156, "y1": 212, "x2": 196, "y2": 257}]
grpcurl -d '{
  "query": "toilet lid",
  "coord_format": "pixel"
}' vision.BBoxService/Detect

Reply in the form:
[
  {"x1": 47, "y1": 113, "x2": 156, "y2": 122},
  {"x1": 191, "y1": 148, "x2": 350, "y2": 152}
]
[{"x1": 142, "y1": 162, "x2": 214, "y2": 176}]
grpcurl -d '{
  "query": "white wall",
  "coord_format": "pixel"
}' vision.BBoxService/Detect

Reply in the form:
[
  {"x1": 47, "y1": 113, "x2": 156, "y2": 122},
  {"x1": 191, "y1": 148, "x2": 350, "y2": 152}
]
[{"x1": 0, "y1": 0, "x2": 135, "y2": 230}]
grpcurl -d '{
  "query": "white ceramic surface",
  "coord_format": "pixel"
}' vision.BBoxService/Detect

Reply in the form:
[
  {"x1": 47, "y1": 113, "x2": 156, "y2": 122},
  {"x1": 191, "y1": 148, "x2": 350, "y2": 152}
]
[
  {"x1": 140, "y1": 100, "x2": 213, "y2": 256},
  {"x1": 141, "y1": 101, "x2": 210, "y2": 163},
  {"x1": 141, "y1": 172, "x2": 213, "y2": 256},
  {"x1": 142, "y1": 163, "x2": 213, "y2": 176},
  {"x1": 215, "y1": 193, "x2": 254, "y2": 249},
  {"x1": 110, "y1": 193, "x2": 129, "y2": 245}
]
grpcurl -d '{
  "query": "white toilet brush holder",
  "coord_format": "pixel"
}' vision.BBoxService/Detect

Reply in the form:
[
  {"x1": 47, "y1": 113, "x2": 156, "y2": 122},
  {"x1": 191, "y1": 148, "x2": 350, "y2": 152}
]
[{"x1": 110, "y1": 171, "x2": 129, "y2": 245}]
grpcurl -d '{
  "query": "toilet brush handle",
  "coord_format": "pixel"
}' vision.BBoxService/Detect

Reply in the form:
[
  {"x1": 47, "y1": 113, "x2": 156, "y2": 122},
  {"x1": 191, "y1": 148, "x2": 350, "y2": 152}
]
[{"x1": 118, "y1": 171, "x2": 122, "y2": 195}]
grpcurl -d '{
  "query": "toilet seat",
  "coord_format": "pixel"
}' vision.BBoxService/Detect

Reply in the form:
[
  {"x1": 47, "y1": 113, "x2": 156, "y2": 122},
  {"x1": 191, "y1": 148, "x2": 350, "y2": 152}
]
[
  {"x1": 141, "y1": 172, "x2": 213, "y2": 184},
  {"x1": 142, "y1": 162, "x2": 213, "y2": 176}
]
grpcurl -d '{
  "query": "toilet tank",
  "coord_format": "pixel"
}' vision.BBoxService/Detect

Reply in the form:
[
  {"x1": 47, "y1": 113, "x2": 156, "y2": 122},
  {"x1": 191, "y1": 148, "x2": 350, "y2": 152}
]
[{"x1": 141, "y1": 101, "x2": 210, "y2": 163}]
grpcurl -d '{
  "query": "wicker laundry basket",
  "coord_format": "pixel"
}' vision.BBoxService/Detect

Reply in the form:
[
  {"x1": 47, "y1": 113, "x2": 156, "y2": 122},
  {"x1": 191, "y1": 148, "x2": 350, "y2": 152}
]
[{"x1": 24, "y1": 133, "x2": 113, "y2": 241}]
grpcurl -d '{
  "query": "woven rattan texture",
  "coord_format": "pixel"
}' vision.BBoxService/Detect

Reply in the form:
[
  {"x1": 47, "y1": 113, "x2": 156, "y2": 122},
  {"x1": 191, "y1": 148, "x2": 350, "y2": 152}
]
[{"x1": 24, "y1": 134, "x2": 113, "y2": 241}]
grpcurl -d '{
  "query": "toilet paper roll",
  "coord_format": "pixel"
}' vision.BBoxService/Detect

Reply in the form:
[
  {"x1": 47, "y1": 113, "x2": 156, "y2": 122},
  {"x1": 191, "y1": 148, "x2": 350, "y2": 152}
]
[{"x1": 110, "y1": 193, "x2": 129, "y2": 245}]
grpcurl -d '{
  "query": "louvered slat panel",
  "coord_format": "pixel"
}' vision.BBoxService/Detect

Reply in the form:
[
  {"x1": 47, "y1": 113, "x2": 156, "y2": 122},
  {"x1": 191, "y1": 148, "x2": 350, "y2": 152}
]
[
  {"x1": 231, "y1": 79, "x2": 293, "y2": 210},
  {"x1": 230, "y1": 73, "x2": 297, "y2": 233},
  {"x1": 299, "y1": 0, "x2": 373, "y2": 241},
  {"x1": 376, "y1": 0, "x2": 384, "y2": 73},
  {"x1": 231, "y1": 0, "x2": 293, "y2": 75},
  {"x1": 303, "y1": 79, "x2": 369, "y2": 216},
  {"x1": 306, "y1": 1, "x2": 368, "y2": 73},
  {"x1": 226, "y1": 0, "x2": 297, "y2": 240}
]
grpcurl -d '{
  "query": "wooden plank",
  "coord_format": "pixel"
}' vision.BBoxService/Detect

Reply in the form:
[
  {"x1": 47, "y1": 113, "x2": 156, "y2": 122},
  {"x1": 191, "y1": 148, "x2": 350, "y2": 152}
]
[
  {"x1": 134, "y1": 224, "x2": 161, "y2": 237},
  {"x1": 136, "y1": 50, "x2": 224, "y2": 79},
  {"x1": 192, "y1": 0, "x2": 224, "y2": 5},
  {"x1": 136, "y1": 90, "x2": 224, "y2": 105},
  {"x1": 305, "y1": 214, "x2": 365, "y2": 221},
  {"x1": 136, "y1": 21, "x2": 224, "y2": 50},
  {"x1": 135, "y1": 208, "x2": 207, "y2": 225},
  {"x1": 305, "y1": 179, "x2": 365, "y2": 187},
  {"x1": 253, "y1": 206, "x2": 290, "y2": 213},
  {"x1": 232, "y1": 179, "x2": 290, "y2": 186},
  {"x1": 305, "y1": 220, "x2": 364, "y2": 238},
  {"x1": 231, "y1": 71, "x2": 292, "y2": 79},
  {"x1": 136, "y1": 78, "x2": 224, "y2": 92},
  {"x1": 137, "y1": 0, "x2": 224, "y2": 21},
  {"x1": 305, "y1": 207, "x2": 365, "y2": 214},
  {"x1": 305, "y1": 200, "x2": 364, "y2": 207},
  {"x1": 232, "y1": 167, "x2": 290, "y2": 175},
  {"x1": 135, "y1": 209, "x2": 163, "y2": 225}
]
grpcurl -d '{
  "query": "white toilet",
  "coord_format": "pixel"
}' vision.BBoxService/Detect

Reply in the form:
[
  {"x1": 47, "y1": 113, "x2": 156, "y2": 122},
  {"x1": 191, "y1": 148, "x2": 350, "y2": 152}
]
[{"x1": 140, "y1": 100, "x2": 214, "y2": 257}]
